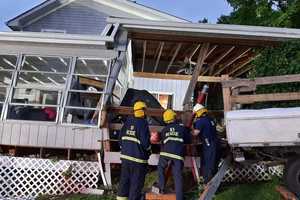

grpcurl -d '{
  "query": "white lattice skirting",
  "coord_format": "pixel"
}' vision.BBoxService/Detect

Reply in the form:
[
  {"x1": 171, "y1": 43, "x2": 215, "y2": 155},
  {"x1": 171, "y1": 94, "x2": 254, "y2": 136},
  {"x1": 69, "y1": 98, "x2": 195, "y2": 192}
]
[
  {"x1": 0, "y1": 156, "x2": 100, "y2": 199},
  {"x1": 223, "y1": 163, "x2": 284, "y2": 183}
]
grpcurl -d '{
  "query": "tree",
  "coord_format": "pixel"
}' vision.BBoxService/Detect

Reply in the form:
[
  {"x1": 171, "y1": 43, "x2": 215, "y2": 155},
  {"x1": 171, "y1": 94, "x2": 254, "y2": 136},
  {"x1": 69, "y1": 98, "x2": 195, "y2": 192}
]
[
  {"x1": 198, "y1": 18, "x2": 208, "y2": 23},
  {"x1": 218, "y1": 0, "x2": 300, "y2": 28}
]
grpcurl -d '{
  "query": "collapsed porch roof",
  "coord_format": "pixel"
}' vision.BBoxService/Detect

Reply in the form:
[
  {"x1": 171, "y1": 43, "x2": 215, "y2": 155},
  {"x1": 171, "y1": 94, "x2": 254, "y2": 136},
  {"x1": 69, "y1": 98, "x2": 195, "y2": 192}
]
[{"x1": 108, "y1": 17, "x2": 300, "y2": 77}]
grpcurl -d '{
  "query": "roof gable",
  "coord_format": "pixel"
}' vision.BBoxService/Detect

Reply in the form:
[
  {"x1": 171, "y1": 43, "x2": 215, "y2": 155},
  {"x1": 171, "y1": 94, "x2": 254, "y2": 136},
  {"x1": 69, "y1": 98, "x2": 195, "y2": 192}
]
[{"x1": 7, "y1": 0, "x2": 188, "y2": 30}]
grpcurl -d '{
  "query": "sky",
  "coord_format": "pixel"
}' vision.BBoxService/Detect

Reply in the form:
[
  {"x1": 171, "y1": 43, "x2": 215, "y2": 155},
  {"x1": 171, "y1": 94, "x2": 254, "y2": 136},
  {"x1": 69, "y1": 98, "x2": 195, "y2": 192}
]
[{"x1": 0, "y1": 0, "x2": 232, "y2": 31}]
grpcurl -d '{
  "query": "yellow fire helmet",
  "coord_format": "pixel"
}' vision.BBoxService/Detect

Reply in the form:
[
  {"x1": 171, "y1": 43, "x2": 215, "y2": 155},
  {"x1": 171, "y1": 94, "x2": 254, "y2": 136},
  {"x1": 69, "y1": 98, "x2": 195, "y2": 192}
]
[
  {"x1": 133, "y1": 101, "x2": 147, "y2": 118},
  {"x1": 163, "y1": 109, "x2": 177, "y2": 123},
  {"x1": 193, "y1": 103, "x2": 208, "y2": 118}
]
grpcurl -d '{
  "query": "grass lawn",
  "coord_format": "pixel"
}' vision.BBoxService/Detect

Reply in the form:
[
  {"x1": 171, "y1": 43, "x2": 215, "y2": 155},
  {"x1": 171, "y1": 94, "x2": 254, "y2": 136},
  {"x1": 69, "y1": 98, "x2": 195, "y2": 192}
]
[
  {"x1": 37, "y1": 178, "x2": 282, "y2": 200},
  {"x1": 215, "y1": 178, "x2": 281, "y2": 200}
]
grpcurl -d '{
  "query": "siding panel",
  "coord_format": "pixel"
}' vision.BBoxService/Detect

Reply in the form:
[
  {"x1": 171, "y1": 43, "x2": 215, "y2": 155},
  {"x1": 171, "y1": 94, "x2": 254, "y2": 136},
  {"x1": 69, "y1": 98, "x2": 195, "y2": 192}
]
[
  {"x1": 46, "y1": 126, "x2": 57, "y2": 147},
  {"x1": 56, "y1": 126, "x2": 66, "y2": 147},
  {"x1": 29, "y1": 124, "x2": 39, "y2": 146},
  {"x1": 19, "y1": 124, "x2": 30, "y2": 146},
  {"x1": 133, "y1": 77, "x2": 189, "y2": 110},
  {"x1": 2, "y1": 123, "x2": 12, "y2": 145},
  {"x1": 10, "y1": 123, "x2": 21, "y2": 145},
  {"x1": 0, "y1": 121, "x2": 101, "y2": 150},
  {"x1": 38, "y1": 125, "x2": 48, "y2": 147},
  {"x1": 23, "y1": 0, "x2": 137, "y2": 35},
  {"x1": 0, "y1": 124, "x2": 4, "y2": 144}
]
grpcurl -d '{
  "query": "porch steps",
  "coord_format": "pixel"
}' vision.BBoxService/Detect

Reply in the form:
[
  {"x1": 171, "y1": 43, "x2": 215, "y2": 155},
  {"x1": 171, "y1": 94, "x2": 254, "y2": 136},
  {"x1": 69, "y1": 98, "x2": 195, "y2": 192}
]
[{"x1": 145, "y1": 193, "x2": 176, "y2": 200}]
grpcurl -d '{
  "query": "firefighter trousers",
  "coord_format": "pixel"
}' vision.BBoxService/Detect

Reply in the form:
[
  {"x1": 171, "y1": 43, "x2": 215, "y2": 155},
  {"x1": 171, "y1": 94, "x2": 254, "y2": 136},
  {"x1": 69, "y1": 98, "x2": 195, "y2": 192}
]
[{"x1": 117, "y1": 160, "x2": 148, "y2": 200}]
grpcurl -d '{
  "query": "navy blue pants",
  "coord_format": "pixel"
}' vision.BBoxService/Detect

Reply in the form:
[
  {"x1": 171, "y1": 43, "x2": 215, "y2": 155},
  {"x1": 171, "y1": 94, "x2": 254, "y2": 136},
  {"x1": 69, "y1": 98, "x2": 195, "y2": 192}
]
[
  {"x1": 158, "y1": 157, "x2": 183, "y2": 200},
  {"x1": 201, "y1": 143, "x2": 218, "y2": 184},
  {"x1": 117, "y1": 160, "x2": 147, "y2": 200}
]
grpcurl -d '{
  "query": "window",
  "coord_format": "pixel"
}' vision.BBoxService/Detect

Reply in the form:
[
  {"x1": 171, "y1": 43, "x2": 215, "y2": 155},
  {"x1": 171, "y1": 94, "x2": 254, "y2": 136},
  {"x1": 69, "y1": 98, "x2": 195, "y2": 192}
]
[
  {"x1": 112, "y1": 80, "x2": 124, "y2": 105},
  {"x1": 41, "y1": 29, "x2": 66, "y2": 34},
  {"x1": 62, "y1": 58, "x2": 110, "y2": 125},
  {"x1": 151, "y1": 92, "x2": 173, "y2": 109},
  {"x1": 0, "y1": 54, "x2": 18, "y2": 118},
  {"x1": 7, "y1": 55, "x2": 71, "y2": 122}
]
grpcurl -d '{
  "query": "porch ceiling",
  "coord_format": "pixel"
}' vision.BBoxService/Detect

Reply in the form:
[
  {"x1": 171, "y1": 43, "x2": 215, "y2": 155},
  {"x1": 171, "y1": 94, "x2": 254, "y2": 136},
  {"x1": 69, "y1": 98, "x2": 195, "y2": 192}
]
[
  {"x1": 108, "y1": 17, "x2": 300, "y2": 77},
  {"x1": 131, "y1": 40, "x2": 255, "y2": 77}
]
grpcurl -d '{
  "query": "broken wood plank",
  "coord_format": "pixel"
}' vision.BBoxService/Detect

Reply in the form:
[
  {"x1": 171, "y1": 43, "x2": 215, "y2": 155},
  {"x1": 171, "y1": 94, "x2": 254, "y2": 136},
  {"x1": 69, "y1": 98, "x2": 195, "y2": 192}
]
[
  {"x1": 222, "y1": 74, "x2": 300, "y2": 88},
  {"x1": 110, "y1": 123, "x2": 164, "y2": 132},
  {"x1": 104, "y1": 152, "x2": 200, "y2": 168},
  {"x1": 199, "y1": 156, "x2": 231, "y2": 200},
  {"x1": 146, "y1": 193, "x2": 176, "y2": 200},
  {"x1": 133, "y1": 72, "x2": 223, "y2": 82},
  {"x1": 183, "y1": 43, "x2": 210, "y2": 109},
  {"x1": 107, "y1": 106, "x2": 224, "y2": 118},
  {"x1": 231, "y1": 92, "x2": 300, "y2": 104}
]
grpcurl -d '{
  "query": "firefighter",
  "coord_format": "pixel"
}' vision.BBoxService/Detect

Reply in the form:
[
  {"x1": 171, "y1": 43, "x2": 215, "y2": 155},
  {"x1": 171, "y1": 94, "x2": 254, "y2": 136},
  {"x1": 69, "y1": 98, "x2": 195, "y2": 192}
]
[
  {"x1": 117, "y1": 101, "x2": 151, "y2": 200},
  {"x1": 192, "y1": 104, "x2": 219, "y2": 184},
  {"x1": 158, "y1": 109, "x2": 191, "y2": 200}
]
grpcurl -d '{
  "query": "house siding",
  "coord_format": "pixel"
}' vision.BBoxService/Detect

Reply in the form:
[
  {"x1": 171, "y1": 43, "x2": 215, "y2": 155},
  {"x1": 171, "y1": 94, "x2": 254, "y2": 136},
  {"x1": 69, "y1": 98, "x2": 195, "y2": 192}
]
[
  {"x1": 0, "y1": 121, "x2": 101, "y2": 150},
  {"x1": 133, "y1": 77, "x2": 189, "y2": 111},
  {"x1": 23, "y1": 0, "x2": 137, "y2": 34}
]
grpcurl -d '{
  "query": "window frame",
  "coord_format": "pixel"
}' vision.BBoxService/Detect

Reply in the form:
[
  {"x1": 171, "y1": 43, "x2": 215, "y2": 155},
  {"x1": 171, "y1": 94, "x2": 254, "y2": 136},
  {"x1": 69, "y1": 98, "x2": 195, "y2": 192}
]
[
  {"x1": 150, "y1": 91, "x2": 175, "y2": 109},
  {"x1": 4, "y1": 54, "x2": 72, "y2": 123},
  {"x1": 60, "y1": 57, "x2": 112, "y2": 127},
  {"x1": 0, "y1": 54, "x2": 20, "y2": 120},
  {"x1": 41, "y1": 29, "x2": 66, "y2": 34}
]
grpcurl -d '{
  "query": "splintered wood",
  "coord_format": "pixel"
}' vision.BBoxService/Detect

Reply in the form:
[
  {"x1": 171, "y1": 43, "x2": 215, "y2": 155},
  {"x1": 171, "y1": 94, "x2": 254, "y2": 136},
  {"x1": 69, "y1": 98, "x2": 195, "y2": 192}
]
[
  {"x1": 145, "y1": 193, "x2": 176, "y2": 200},
  {"x1": 276, "y1": 186, "x2": 298, "y2": 200}
]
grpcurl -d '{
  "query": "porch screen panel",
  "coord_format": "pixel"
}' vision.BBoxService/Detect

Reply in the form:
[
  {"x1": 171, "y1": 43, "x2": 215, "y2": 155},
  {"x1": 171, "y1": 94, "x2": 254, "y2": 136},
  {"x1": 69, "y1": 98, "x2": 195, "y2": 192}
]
[
  {"x1": 6, "y1": 55, "x2": 71, "y2": 122},
  {"x1": 62, "y1": 58, "x2": 110, "y2": 126},
  {"x1": 0, "y1": 55, "x2": 17, "y2": 119}
]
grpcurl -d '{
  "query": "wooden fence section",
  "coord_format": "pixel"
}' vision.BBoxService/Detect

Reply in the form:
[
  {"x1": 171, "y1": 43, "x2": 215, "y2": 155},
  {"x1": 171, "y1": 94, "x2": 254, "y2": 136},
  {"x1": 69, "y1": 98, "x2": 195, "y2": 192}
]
[{"x1": 221, "y1": 74, "x2": 300, "y2": 111}]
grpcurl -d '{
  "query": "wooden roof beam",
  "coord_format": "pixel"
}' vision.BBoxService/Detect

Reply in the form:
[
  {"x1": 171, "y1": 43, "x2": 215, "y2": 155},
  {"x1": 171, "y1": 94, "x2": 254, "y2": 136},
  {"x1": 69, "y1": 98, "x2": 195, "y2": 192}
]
[
  {"x1": 153, "y1": 42, "x2": 164, "y2": 72},
  {"x1": 205, "y1": 45, "x2": 218, "y2": 59},
  {"x1": 133, "y1": 72, "x2": 223, "y2": 82},
  {"x1": 214, "y1": 48, "x2": 251, "y2": 76},
  {"x1": 201, "y1": 46, "x2": 235, "y2": 75},
  {"x1": 229, "y1": 54, "x2": 259, "y2": 76},
  {"x1": 183, "y1": 43, "x2": 210, "y2": 110},
  {"x1": 142, "y1": 40, "x2": 147, "y2": 72},
  {"x1": 234, "y1": 65, "x2": 253, "y2": 77},
  {"x1": 165, "y1": 43, "x2": 182, "y2": 74}
]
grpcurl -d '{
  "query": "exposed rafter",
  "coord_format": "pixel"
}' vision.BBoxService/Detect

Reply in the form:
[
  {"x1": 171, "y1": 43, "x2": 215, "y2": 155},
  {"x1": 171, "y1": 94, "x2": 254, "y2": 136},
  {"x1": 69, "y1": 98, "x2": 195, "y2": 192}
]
[
  {"x1": 202, "y1": 46, "x2": 235, "y2": 75},
  {"x1": 230, "y1": 54, "x2": 259, "y2": 76},
  {"x1": 153, "y1": 42, "x2": 164, "y2": 72},
  {"x1": 165, "y1": 43, "x2": 182, "y2": 74},
  {"x1": 214, "y1": 48, "x2": 251, "y2": 75},
  {"x1": 141, "y1": 40, "x2": 147, "y2": 72},
  {"x1": 205, "y1": 45, "x2": 218, "y2": 59}
]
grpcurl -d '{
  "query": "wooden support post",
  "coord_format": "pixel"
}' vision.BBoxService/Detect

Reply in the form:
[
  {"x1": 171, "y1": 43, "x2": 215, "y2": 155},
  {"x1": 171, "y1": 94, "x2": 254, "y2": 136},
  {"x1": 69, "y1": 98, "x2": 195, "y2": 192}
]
[
  {"x1": 67, "y1": 149, "x2": 71, "y2": 160},
  {"x1": 39, "y1": 148, "x2": 44, "y2": 158},
  {"x1": 183, "y1": 43, "x2": 210, "y2": 110},
  {"x1": 221, "y1": 75, "x2": 232, "y2": 112},
  {"x1": 142, "y1": 40, "x2": 147, "y2": 72},
  {"x1": 102, "y1": 128, "x2": 112, "y2": 186}
]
